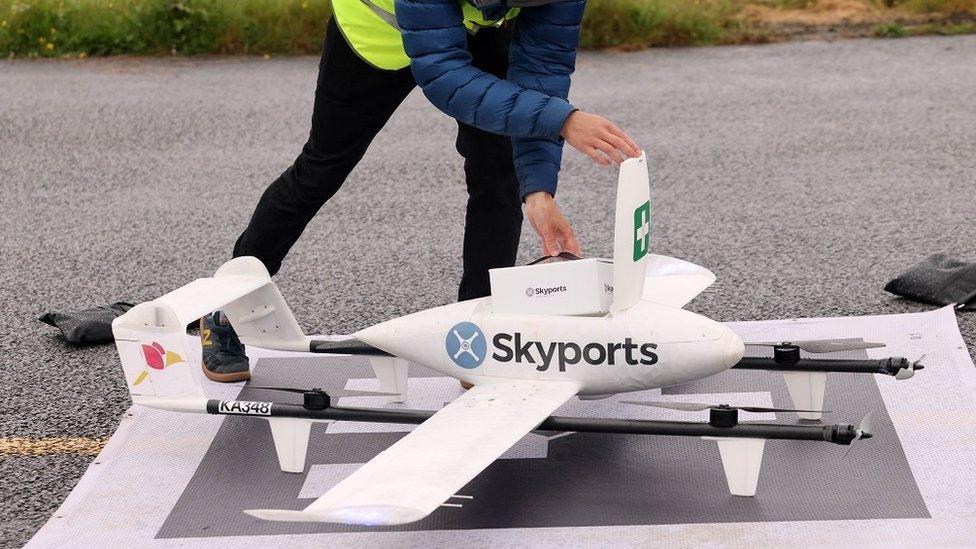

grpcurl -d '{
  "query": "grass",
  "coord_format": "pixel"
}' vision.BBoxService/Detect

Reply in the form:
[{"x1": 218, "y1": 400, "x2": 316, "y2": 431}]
[
  {"x1": 579, "y1": 0, "x2": 738, "y2": 48},
  {"x1": 918, "y1": 20, "x2": 976, "y2": 33},
  {"x1": 895, "y1": 0, "x2": 975, "y2": 13},
  {"x1": 0, "y1": 0, "x2": 332, "y2": 57},
  {"x1": 877, "y1": 19, "x2": 976, "y2": 36},
  {"x1": 875, "y1": 21, "x2": 911, "y2": 36},
  {"x1": 1, "y1": 0, "x2": 974, "y2": 58}
]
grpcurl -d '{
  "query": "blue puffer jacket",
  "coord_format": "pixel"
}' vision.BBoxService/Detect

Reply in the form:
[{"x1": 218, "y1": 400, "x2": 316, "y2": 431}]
[{"x1": 395, "y1": 0, "x2": 586, "y2": 199}]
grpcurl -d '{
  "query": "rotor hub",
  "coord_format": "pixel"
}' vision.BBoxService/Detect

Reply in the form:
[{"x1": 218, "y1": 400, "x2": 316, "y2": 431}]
[
  {"x1": 708, "y1": 405, "x2": 739, "y2": 428},
  {"x1": 303, "y1": 389, "x2": 330, "y2": 411},
  {"x1": 773, "y1": 343, "x2": 801, "y2": 364}
]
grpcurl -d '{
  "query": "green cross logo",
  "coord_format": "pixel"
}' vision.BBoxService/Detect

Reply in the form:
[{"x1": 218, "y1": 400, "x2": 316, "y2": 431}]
[{"x1": 632, "y1": 200, "x2": 651, "y2": 262}]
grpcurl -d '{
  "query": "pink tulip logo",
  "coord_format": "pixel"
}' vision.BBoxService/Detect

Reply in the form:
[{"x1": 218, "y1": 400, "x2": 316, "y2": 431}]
[{"x1": 132, "y1": 342, "x2": 185, "y2": 386}]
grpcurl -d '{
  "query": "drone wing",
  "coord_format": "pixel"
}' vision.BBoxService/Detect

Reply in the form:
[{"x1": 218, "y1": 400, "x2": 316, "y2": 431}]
[{"x1": 245, "y1": 379, "x2": 579, "y2": 526}]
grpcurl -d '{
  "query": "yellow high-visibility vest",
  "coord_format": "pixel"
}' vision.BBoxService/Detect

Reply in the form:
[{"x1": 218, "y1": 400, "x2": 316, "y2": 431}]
[{"x1": 332, "y1": 0, "x2": 519, "y2": 70}]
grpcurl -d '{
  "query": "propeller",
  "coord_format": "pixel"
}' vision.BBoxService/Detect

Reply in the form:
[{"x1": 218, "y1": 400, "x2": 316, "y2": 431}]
[
  {"x1": 895, "y1": 354, "x2": 926, "y2": 380},
  {"x1": 845, "y1": 412, "x2": 874, "y2": 456},
  {"x1": 247, "y1": 386, "x2": 400, "y2": 398},
  {"x1": 744, "y1": 339, "x2": 885, "y2": 354},
  {"x1": 619, "y1": 400, "x2": 828, "y2": 414}
]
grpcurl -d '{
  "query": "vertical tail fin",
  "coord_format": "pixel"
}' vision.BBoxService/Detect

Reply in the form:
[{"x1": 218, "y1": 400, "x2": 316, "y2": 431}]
[
  {"x1": 212, "y1": 258, "x2": 307, "y2": 352},
  {"x1": 611, "y1": 151, "x2": 651, "y2": 313},
  {"x1": 112, "y1": 256, "x2": 307, "y2": 411},
  {"x1": 114, "y1": 302, "x2": 206, "y2": 405}
]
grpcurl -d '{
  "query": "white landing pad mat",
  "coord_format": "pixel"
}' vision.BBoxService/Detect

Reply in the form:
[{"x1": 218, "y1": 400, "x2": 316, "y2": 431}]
[{"x1": 27, "y1": 306, "x2": 976, "y2": 548}]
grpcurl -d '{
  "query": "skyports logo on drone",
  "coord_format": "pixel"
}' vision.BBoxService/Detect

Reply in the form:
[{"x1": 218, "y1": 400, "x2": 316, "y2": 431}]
[
  {"x1": 445, "y1": 322, "x2": 487, "y2": 369},
  {"x1": 493, "y1": 334, "x2": 658, "y2": 372},
  {"x1": 446, "y1": 323, "x2": 659, "y2": 372},
  {"x1": 633, "y1": 200, "x2": 651, "y2": 262}
]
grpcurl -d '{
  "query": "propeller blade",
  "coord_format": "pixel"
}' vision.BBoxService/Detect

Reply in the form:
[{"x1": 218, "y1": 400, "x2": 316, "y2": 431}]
[
  {"x1": 745, "y1": 339, "x2": 886, "y2": 354},
  {"x1": 857, "y1": 412, "x2": 874, "y2": 439},
  {"x1": 248, "y1": 386, "x2": 307, "y2": 394},
  {"x1": 620, "y1": 401, "x2": 826, "y2": 414},
  {"x1": 248, "y1": 386, "x2": 399, "y2": 398},
  {"x1": 330, "y1": 389, "x2": 401, "y2": 398},
  {"x1": 844, "y1": 441, "x2": 856, "y2": 457},
  {"x1": 895, "y1": 354, "x2": 927, "y2": 380},
  {"x1": 619, "y1": 401, "x2": 713, "y2": 412},
  {"x1": 738, "y1": 405, "x2": 829, "y2": 414},
  {"x1": 845, "y1": 412, "x2": 874, "y2": 457},
  {"x1": 798, "y1": 340, "x2": 886, "y2": 353}
]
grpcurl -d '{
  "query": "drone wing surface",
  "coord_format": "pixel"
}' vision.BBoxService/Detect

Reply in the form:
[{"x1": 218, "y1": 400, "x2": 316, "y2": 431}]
[{"x1": 245, "y1": 379, "x2": 580, "y2": 526}]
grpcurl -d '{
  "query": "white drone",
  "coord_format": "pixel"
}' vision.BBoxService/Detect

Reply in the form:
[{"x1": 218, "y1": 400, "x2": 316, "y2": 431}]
[{"x1": 112, "y1": 153, "x2": 920, "y2": 526}]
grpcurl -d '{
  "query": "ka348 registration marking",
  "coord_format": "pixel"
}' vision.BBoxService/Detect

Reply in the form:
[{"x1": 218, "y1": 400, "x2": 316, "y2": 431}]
[{"x1": 218, "y1": 400, "x2": 272, "y2": 416}]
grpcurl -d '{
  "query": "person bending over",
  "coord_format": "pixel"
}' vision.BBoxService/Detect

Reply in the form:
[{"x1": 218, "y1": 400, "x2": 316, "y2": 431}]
[{"x1": 201, "y1": 0, "x2": 641, "y2": 382}]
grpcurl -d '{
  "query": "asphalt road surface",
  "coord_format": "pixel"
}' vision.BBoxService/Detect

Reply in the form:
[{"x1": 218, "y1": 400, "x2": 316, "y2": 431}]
[{"x1": 2, "y1": 34, "x2": 975, "y2": 546}]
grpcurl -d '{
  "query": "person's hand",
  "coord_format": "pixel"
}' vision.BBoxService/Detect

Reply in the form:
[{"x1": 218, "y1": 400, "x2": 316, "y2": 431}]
[
  {"x1": 524, "y1": 191, "x2": 581, "y2": 257},
  {"x1": 560, "y1": 110, "x2": 641, "y2": 166}
]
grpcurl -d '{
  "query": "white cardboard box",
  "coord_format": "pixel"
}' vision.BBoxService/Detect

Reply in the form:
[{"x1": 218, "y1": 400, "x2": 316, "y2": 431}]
[{"x1": 489, "y1": 258, "x2": 613, "y2": 316}]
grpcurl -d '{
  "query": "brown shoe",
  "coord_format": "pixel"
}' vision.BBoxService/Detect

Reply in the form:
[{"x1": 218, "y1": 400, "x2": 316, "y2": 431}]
[
  {"x1": 201, "y1": 362, "x2": 251, "y2": 383},
  {"x1": 460, "y1": 381, "x2": 474, "y2": 390}
]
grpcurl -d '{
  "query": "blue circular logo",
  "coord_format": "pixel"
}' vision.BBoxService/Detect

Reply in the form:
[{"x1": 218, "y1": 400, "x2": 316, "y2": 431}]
[{"x1": 445, "y1": 322, "x2": 487, "y2": 369}]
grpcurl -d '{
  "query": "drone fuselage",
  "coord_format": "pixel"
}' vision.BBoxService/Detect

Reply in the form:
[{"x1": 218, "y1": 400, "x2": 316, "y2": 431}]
[{"x1": 354, "y1": 297, "x2": 744, "y2": 396}]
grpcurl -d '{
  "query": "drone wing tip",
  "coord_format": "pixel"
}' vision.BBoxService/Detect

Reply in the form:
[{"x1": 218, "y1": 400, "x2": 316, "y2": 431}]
[
  {"x1": 246, "y1": 505, "x2": 427, "y2": 525},
  {"x1": 244, "y1": 509, "x2": 324, "y2": 522}
]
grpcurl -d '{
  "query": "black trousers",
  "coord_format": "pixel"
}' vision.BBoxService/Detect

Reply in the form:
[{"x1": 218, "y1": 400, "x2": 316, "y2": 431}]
[{"x1": 234, "y1": 20, "x2": 523, "y2": 301}]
